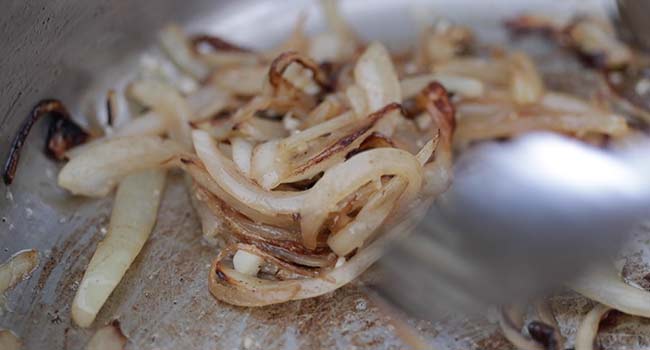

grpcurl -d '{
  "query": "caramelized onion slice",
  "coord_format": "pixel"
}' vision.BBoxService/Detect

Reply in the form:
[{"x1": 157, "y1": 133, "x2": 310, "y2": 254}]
[
  {"x1": 3, "y1": 100, "x2": 89, "y2": 185},
  {"x1": 301, "y1": 147, "x2": 423, "y2": 249},
  {"x1": 171, "y1": 156, "x2": 295, "y2": 227},
  {"x1": 193, "y1": 130, "x2": 306, "y2": 216},
  {"x1": 250, "y1": 103, "x2": 401, "y2": 190},
  {"x1": 0, "y1": 329, "x2": 21, "y2": 350},
  {"x1": 575, "y1": 304, "x2": 611, "y2": 350},
  {"x1": 0, "y1": 249, "x2": 39, "y2": 294},
  {"x1": 400, "y1": 74, "x2": 484, "y2": 99},
  {"x1": 571, "y1": 265, "x2": 650, "y2": 318},
  {"x1": 209, "y1": 233, "x2": 384, "y2": 306},
  {"x1": 58, "y1": 136, "x2": 182, "y2": 197}
]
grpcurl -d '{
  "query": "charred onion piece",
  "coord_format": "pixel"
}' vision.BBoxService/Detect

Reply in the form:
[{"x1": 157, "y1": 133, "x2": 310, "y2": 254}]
[
  {"x1": 191, "y1": 34, "x2": 252, "y2": 53},
  {"x1": 268, "y1": 51, "x2": 332, "y2": 94},
  {"x1": 3, "y1": 99, "x2": 89, "y2": 185}
]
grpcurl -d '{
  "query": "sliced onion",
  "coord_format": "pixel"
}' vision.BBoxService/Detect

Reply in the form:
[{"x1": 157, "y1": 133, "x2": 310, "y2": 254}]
[
  {"x1": 208, "y1": 96, "x2": 272, "y2": 140},
  {"x1": 0, "y1": 329, "x2": 21, "y2": 350},
  {"x1": 320, "y1": 0, "x2": 358, "y2": 52},
  {"x1": 455, "y1": 109, "x2": 629, "y2": 147},
  {"x1": 185, "y1": 84, "x2": 232, "y2": 122},
  {"x1": 575, "y1": 304, "x2": 611, "y2": 350},
  {"x1": 190, "y1": 184, "x2": 227, "y2": 246},
  {"x1": 0, "y1": 249, "x2": 39, "y2": 294},
  {"x1": 231, "y1": 137, "x2": 253, "y2": 176},
  {"x1": 72, "y1": 169, "x2": 166, "y2": 327},
  {"x1": 212, "y1": 65, "x2": 268, "y2": 96},
  {"x1": 208, "y1": 230, "x2": 384, "y2": 306},
  {"x1": 327, "y1": 177, "x2": 407, "y2": 256},
  {"x1": 301, "y1": 147, "x2": 423, "y2": 249},
  {"x1": 86, "y1": 321, "x2": 127, "y2": 350},
  {"x1": 250, "y1": 104, "x2": 401, "y2": 190},
  {"x1": 193, "y1": 130, "x2": 306, "y2": 216},
  {"x1": 199, "y1": 191, "x2": 334, "y2": 268},
  {"x1": 65, "y1": 111, "x2": 167, "y2": 159},
  {"x1": 159, "y1": 25, "x2": 210, "y2": 80},
  {"x1": 128, "y1": 80, "x2": 193, "y2": 148},
  {"x1": 354, "y1": 42, "x2": 402, "y2": 113},
  {"x1": 568, "y1": 18, "x2": 632, "y2": 69},
  {"x1": 301, "y1": 94, "x2": 346, "y2": 129},
  {"x1": 508, "y1": 51, "x2": 544, "y2": 105},
  {"x1": 571, "y1": 265, "x2": 650, "y2": 318},
  {"x1": 58, "y1": 136, "x2": 182, "y2": 197},
  {"x1": 433, "y1": 58, "x2": 510, "y2": 87},
  {"x1": 235, "y1": 117, "x2": 289, "y2": 141},
  {"x1": 400, "y1": 74, "x2": 484, "y2": 99},
  {"x1": 171, "y1": 156, "x2": 294, "y2": 227}
]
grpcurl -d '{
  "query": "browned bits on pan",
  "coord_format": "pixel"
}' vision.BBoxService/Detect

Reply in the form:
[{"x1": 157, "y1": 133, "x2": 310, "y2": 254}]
[
  {"x1": 191, "y1": 34, "x2": 252, "y2": 53},
  {"x1": 268, "y1": 51, "x2": 333, "y2": 93},
  {"x1": 3, "y1": 99, "x2": 89, "y2": 185}
]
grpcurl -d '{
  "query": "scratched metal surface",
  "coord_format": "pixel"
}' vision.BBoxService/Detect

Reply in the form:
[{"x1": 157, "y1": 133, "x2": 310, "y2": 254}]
[{"x1": 2, "y1": 0, "x2": 650, "y2": 349}]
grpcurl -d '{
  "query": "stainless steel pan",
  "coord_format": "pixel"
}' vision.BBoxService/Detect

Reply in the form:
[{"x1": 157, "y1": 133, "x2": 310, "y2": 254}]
[{"x1": 2, "y1": 0, "x2": 650, "y2": 349}]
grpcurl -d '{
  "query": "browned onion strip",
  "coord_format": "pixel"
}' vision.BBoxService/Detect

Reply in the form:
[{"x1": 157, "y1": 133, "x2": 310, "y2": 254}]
[
  {"x1": 268, "y1": 51, "x2": 331, "y2": 98},
  {"x1": 417, "y1": 82, "x2": 456, "y2": 195},
  {"x1": 251, "y1": 103, "x2": 402, "y2": 190},
  {"x1": 200, "y1": 191, "x2": 335, "y2": 267},
  {"x1": 566, "y1": 17, "x2": 632, "y2": 69},
  {"x1": 575, "y1": 304, "x2": 611, "y2": 350},
  {"x1": 193, "y1": 130, "x2": 306, "y2": 215},
  {"x1": 526, "y1": 321, "x2": 562, "y2": 350},
  {"x1": 3, "y1": 99, "x2": 90, "y2": 185},
  {"x1": 300, "y1": 147, "x2": 423, "y2": 249},
  {"x1": 191, "y1": 34, "x2": 252, "y2": 53},
  {"x1": 208, "y1": 229, "x2": 386, "y2": 306},
  {"x1": 327, "y1": 177, "x2": 407, "y2": 256}
]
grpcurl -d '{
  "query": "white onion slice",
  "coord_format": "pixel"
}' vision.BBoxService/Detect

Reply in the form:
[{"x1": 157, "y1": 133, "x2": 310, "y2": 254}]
[
  {"x1": 354, "y1": 42, "x2": 402, "y2": 113},
  {"x1": 508, "y1": 51, "x2": 544, "y2": 105},
  {"x1": 213, "y1": 65, "x2": 268, "y2": 96},
  {"x1": 193, "y1": 130, "x2": 306, "y2": 216},
  {"x1": 86, "y1": 322, "x2": 127, "y2": 350},
  {"x1": 159, "y1": 25, "x2": 210, "y2": 80},
  {"x1": 400, "y1": 74, "x2": 484, "y2": 99},
  {"x1": 571, "y1": 265, "x2": 650, "y2": 318},
  {"x1": 71, "y1": 169, "x2": 166, "y2": 327},
  {"x1": 231, "y1": 137, "x2": 253, "y2": 176},
  {"x1": 185, "y1": 84, "x2": 232, "y2": 122},
  {"x1": 301, "y1": 147, "x2": 423, "y2": 249},
  {"x1": 128, "y1": 80, "x2": 193, "y2": 148},
  {"x1": 433, "y1": 58, "x2": 510, "y2": 86},
  {"x1": 58, "y1": 136, "x2": 182, "y2": 197},
  {"x1": 0, "y1": 249, "x2": 39, "y2": 295},
  {"x1": 575, "y1": 304, "x2": 611, "y2": 350}
]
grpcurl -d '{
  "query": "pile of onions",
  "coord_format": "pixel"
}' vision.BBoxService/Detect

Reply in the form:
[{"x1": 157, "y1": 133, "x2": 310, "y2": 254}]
[{"x1": 9, "y1": 0, "x2": 645, "y2": 337}]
